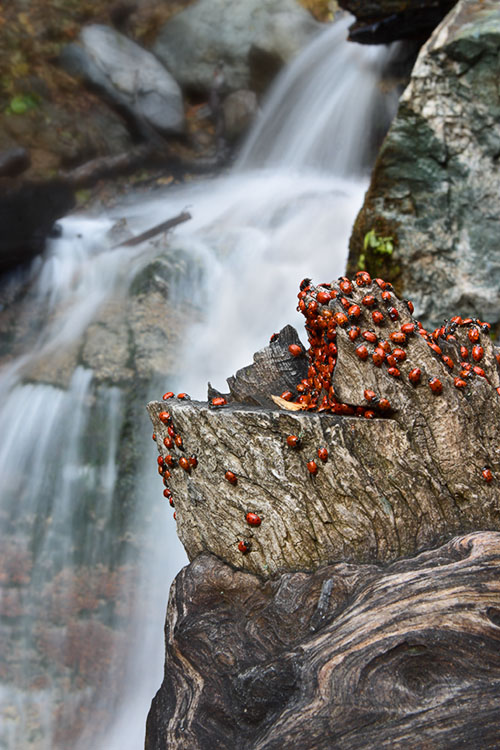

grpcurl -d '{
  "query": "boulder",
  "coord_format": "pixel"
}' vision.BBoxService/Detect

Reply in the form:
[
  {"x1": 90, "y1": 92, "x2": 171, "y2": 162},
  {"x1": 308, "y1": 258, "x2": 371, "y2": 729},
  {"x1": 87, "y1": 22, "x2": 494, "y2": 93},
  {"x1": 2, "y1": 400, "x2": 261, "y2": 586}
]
[
  {"x1": 347, "y1": 0, "x2": 500, "y2": 331},
  {"x1": 223, "y1": 90, "x2": 258, "y2": 141},
  {"x1": 338, "y1": 0, "x2": 458, "y2": 43},
  {"x1": 153, "y1": 0, "x2": 320, "y2": 95},
  {"x1": 60, "y1": 24, "x2": 184, "y2": 135}
]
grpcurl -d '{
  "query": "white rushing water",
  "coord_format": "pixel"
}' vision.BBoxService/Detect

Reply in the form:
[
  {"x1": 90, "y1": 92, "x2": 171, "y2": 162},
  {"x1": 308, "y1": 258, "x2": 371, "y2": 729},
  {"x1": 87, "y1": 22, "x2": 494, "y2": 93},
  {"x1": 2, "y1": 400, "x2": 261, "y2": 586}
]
[{"x1": 0, "y1": 16, "x2": 399, "y2": 750}]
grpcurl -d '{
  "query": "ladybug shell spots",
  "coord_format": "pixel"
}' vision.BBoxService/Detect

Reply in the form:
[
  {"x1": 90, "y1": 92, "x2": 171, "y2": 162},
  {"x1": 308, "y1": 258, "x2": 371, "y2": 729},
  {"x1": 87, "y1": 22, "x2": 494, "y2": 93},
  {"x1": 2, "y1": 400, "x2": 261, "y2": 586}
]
[
  {"x1": 356, "y1": 344, "x2": 369, "y2": 361},
  {"x1": 348, "y1": 326, "x2": 360, "y2": 341},
  {"x1": 473, "y1": 366, "x2": 486, "y2": 377},
  {"x1": 238, "y1": 540, "x2": 251, "y2": 554},
  {"x1": 401, "y1": 323, "x2": 415, "y2": 334},
  {"x1": 317, "y1": 447, "x2": 328, "y2": 462},
  {"x1": 157, "y1": 456, "x2": 164, "y2": 466},
  {"x1": 348, "y1": 304, "x2": 361, "y2": 319},
  {"x1": 428, "y1": 377, "x2": 443, "y2": 394},
  {"x1": 472, "y1": 345, "x2": 484, "y2": 363},
  {"x1": 362, "y1": 331, "x2": 377, "y2": 344},
  {"x1": 387, "y1": 366, "x2": 401, "y2": 378},
  {"x1": 339, "y1": 279, "x2": 353, "y2": 295},
  {"x1": 388, "y1": 307, "x2": 399, "y2": 322},
  {"x1": 317, "y1": 290, "x2": 332, "y2": 305},
  {"x1": 162, "y1": 392, "x2": 174, "y2": 400},
  {"x1": 362, "y1": 294, "x2": 376, "y2": 307},
  {"x1": 468, "y1": 327, "x2": 480, "y2": 343},
  {"x1": 454, "y1": 377, "x2": 467, "y2": 389},
  {"x1": 408, "y1": 368, "x2": 421, "y2": 385},
  {"x1": 288, "y1": 344, "x2": 303, "y2": 357},
  {"x1": 307, "y1": 460, "x2": 318, "y2": 475},
  {"x1": 482, "y1": 468, "x2": 493, "y2": 483},
  {"x1": 246, "y1": 512, "x2": 262, "y2": 527},
  {"x1": 389, "y1": 331, "x2": 406, "y2": 345},
  {"x1": 286, "y1": 435, "x2": 300, "y2": 448},
  {"x1": 442, "y1": 355, "x2": 454, "y2": 370},
  {"x1": 460, "y1": 346, "x2": 469, "y2": 360},
  {"x1": 372, "y1": 348, "x2": 385, "y2": 367},
  {"x1": 372, "y1": 311, "x2": 384, "y2": 325},
  {"x1": 333, "y1": 312, "x2": 348, "y2": 326},
  {"x1": 225, "y1": 470, "x2": 238, "y2": 485},
  {"x1": 392, "y1": 348, "x2": 406, "y2": 362}
]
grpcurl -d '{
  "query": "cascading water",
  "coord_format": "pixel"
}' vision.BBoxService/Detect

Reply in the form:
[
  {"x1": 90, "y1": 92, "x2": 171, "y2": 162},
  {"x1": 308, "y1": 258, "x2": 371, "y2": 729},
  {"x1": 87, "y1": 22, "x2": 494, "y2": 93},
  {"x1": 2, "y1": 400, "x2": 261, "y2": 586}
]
[{"x1": 0, "y1": 16, "x2": 399, "y2": 749}]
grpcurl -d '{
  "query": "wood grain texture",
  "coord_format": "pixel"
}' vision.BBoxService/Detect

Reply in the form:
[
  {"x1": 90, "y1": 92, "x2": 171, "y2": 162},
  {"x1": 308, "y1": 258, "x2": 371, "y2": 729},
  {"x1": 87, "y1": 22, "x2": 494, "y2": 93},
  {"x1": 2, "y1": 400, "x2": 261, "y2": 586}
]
[{"x1": 145, "y1": 532, "x2": 500, "y2": 750}]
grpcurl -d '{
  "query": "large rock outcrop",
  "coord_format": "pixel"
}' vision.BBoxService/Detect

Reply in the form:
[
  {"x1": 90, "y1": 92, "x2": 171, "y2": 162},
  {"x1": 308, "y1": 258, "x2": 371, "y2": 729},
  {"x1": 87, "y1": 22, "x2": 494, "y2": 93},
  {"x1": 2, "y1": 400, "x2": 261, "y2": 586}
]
[
  {"x1": 347, "y1": 0, "x2": 500, "y2": 331},
  {"x1": 153, "y1": 0, "x2": 320, "y2": 95},
  {"x1": 338, "y1": 0, "x2": 458, "y2": 43}
]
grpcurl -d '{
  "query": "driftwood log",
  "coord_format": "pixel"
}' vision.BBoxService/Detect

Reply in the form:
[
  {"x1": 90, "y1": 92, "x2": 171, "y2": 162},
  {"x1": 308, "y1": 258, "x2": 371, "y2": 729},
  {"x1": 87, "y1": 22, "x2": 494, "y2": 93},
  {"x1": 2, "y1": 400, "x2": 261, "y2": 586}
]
[
  {"x1": 146, "y1": 533, "x2": 500, "y2": 750},
  {"x1": 146, "y1": 274, "x2": 500, "y2": 748}
]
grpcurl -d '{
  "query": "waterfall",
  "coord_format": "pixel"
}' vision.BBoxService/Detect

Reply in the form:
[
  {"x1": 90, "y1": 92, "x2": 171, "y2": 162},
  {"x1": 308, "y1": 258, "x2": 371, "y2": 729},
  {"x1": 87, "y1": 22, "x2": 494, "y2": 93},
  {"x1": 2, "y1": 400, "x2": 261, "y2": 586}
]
[{"x1": 0, "y1": 16, "x2": 398, "y2": 749}]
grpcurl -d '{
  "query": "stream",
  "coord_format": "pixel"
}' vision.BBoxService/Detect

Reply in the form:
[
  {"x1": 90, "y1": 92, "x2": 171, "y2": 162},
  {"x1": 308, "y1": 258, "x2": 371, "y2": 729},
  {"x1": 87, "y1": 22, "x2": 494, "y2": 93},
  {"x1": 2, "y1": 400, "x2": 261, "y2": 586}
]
[{"x1": 0, "y1": 16, "x2": 399, "y2": 749}]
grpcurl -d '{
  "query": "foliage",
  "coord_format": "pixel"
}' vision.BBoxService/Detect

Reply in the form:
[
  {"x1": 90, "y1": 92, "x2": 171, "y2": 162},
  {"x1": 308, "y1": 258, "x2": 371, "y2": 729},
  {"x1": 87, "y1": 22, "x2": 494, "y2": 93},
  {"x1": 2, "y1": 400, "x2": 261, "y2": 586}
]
[
  {"x1": 6, "y1": 93, "x2": 39, "y2": 115},
  {"x1": 358, "y1": 229, "x2": 394, "y2": 270}
]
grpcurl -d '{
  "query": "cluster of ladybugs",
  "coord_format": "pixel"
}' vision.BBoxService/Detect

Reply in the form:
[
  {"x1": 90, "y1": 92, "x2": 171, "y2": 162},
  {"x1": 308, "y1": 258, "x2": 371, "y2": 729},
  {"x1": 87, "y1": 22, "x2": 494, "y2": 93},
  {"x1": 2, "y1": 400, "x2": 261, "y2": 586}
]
[
  {"x1": 284, "y1": 270, "x2": 498, "y2": 483},
  {"x1": 154, "y1": 392, "x2": 263, "y2": 554}
]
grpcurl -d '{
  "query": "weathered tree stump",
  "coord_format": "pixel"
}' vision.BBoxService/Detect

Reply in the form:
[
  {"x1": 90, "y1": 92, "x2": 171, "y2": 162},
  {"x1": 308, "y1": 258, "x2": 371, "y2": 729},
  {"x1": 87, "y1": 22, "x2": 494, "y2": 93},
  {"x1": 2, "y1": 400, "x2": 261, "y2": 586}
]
[
  {"x1": 148, "y1": 274, "x2": 500, "y2": 577},
  {"x1": 146, "y1": 533, "x2": 500, "y2": 750}
]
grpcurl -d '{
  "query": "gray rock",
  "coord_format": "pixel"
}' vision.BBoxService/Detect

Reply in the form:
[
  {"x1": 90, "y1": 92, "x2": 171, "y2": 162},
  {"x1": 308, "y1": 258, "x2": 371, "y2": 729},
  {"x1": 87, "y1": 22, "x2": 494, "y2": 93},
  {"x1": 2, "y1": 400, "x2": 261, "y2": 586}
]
[
  {"x1": 61, "y1": 25, "x2": 184, "y2": 135},
  {"x1": 153, "y1": 0, "x2": 320, "y2": 95},
  {"x1": 347, "y1": 0, "x2": 500, "y2": 330},
  {"x1": 223, "y1": 90, "x2": 258, "y2": 141}
]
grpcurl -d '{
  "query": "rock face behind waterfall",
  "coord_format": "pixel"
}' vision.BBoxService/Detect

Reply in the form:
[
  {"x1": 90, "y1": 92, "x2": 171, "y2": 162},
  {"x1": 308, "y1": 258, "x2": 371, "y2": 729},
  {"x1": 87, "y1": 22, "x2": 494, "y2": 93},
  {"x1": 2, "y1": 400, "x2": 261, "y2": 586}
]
[
  {"x1": 146, "y1": 274, "x2": 500, "y2": 748},
  {"x1": 347, "y1": 0, "x2": 500, "y2": 332}
]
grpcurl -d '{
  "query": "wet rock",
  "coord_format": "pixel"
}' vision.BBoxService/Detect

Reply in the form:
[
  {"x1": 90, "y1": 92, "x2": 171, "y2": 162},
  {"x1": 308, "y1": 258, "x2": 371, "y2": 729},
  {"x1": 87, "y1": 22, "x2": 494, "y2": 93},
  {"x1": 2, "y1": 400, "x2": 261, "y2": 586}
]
[
  {"x1": 347, "y1": 0, "x2": 500, "y2": 331},
  {"x1": 223, "y1": 90, "x2": 259, "y2": 141},
  {"x1": 0, "y1": 147, "x2": 30, "y2": 178},
  {"x1": 338, "y1": 0, "x2": 458, "y2": 43},
  {"x1": 60, "y1": 25, "x2": 184, "y2": 135},
  {"x1": 153, "y1": 0, "x2": 320, "y2": 96},
  {"x1": 146, "y1": 534, "x2": 500, "y2": 749}
]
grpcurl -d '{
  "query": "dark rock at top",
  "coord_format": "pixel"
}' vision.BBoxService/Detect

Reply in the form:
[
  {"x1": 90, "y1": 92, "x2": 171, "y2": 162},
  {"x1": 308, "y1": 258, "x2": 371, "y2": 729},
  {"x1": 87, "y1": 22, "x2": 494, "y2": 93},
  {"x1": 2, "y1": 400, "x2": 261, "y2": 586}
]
[
  {"x1": 0, "y1": 148, "x2": 30, "y2": 179},
  {"x1": 0, "y1": 181, "x2": 75, "y2": 275},
  {"x1": 338, "y1": 0, "x2": 458, "y2": 43}
]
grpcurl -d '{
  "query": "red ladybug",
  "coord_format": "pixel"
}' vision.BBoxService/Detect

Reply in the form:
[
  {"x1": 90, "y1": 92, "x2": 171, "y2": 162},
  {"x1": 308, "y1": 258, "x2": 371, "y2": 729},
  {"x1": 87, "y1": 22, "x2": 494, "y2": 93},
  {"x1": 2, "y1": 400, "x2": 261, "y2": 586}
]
[
  {"x1": 428, "y1": 377, "x2": 443, "y2": 394},
  {"x1": 289, "y1": 344, "x2": 303, "y2": 357},
  {"x1": 364, "y1": 389, "x2": 377, "y2": 402},
  {"x1": 387, "y1": 366, "x2": 400, "y2": 378},
  {"x1": 348, "y1": 326, "x2": 360, "y2": 341},
  {"x1": 454, "y1": 378, "x2": 467, "y2": 389},
  {"x1": 174, "y1": 435, "x2": 183, "y2": 448},
  {"x1": 238, "y1": 540, "x2": 251, "y2": 554},
  {"x1": 189, "y1": 455, "x2": 198, "y2": 468},
  {"x1": 286, "y1": 435, "x2": 300, "y2": 448},
  {"x1": 364, "y1": 410, "x2": 375, "y2": 419},
  {"x1": 372, "y1": 311, "x2": 384, "y2": 325},
  {"x1": 392, "y1": 348, "x2": 406, "y2": 362},
  {"x1": 158, "y1": 411, "x2": 171, "y2": 424},
  {"x1": 390, "y1": 331, "x2": 406, "y2": 345},
  {"x1": 317, "y1": 290, "x2": 332, "y2": 305},
  {"x1": 459, "y1": 346, "x2": 469, "y2": 360},
  {"x1": 378, "y1": 398, "x2": 391, "y2": 412},
  {"x1": 269, "y1": 332, "x2": 279, "y2": 343},
  {"x1": 162, "y1": 392, "x2": 174, "y2": 400},
  {"x1": 372, "y1": 348, "x2": 385, "y2": 367},
  {"x1": 468, "y1": 327, "x2": 480, "y2": 343},
  {"x1": 307, "y1": 460, "x2": 318, "y2": 475},
  {"x1": 246, "y1": 512, "x2": 262, "y2": 527},
  {"x1": 387, "y1": 307, "x2": 399, "y2": 322},
  {"x1": 356, "y1": 345, "x2": 369, "y2": 361},
  {"x1": 472, "y1": 345, "x2": 484, "y2": 363},
  {"x1": 473, "y1": 366, "x2": 486, "y2": 377},
  {"x1": 362, "y1": 331, "x2": 377, "y2": 344},
  {"x1": 333, "y1": 312, "x2": 348, "y2": 326},
  {"x1": 348, "y1": 304, "x2": 361, "y2": 319},
  {"x1": 163, "y1": 488, "x2": 172, "y2": 498},
  {"x1": 179, "y1": 456, "x2": 190, "y2": 471},
  {"x1": 381, "y1": 290, "x2": 392, "y2": 302},
  {"x1": 281, "y1": 390, "x2": 293, "y2": 401},
  {"x1": 225, "y1": 470, "x2": 237, "y2": 485},
  {"x1": 441, "y1": 355, "x2": 454, "y2": 370},
  {"x1": 167, "y1": 426, "x2": 175, "y2": 437},
  {"x1": 152, "y1": 433, "x2": 156, "y2": 441},
  {"x1": 317, "y1": 447, "x2": 328, "y2": 462},
  {"x1": 177, "y1": 393, "x2": 190, "y2": 400},
  {"x1": 482, "y1": 468, "x2": 493, "y2": 483},
  {"x1": 401, "y1": 323, "x2": 415, "y2": 334},
  {"x1": 164, "y1": 454, "x2": 175, "y2": 467},
  {"x1": 374, "y1": 278, "x2": 387, "y2": 289},
  {"x1": 406, "y1": 300, "x2": 414, "y2": 314},
  {"x1": 339, "y1": 279, "x2": 353, "y2": 295},
  {"x1": 362, "y1": 294, "x2": 376, "y2": 307},
  {"x1": 169, "y1": 497, "x2": 175, "y2": 507},
  {"x1": 211, "y1": 396, "x2": 227, "y2": 407},
  {"x1": 163, "y1": 436, "x2": 173, "y2": 449},
  {"x1": 157, "y1": 456, "x2": 164, "y2": 466},
  {"x1": 408, "y1": 368, "x2": 421, "y2": 385}
]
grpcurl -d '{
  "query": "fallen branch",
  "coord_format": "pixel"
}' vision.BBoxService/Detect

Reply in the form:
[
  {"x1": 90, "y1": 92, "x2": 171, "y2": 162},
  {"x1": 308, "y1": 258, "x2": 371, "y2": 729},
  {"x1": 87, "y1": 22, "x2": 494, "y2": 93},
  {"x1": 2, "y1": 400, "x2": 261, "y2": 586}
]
[{"x1": 115, "y1": 210, "x2": 191, "y2": 248}]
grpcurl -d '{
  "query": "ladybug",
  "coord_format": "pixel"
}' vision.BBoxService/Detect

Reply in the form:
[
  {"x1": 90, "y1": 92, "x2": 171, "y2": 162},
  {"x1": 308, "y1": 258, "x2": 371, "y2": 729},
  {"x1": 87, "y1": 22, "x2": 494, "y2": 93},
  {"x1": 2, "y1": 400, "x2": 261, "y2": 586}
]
[
  {"x1": 401, "y1": 323, "x2": 415, "y2": 335},
  {"x1": 472, "y1": 345, "x2": 484, "y2": 363},
  {"x1": 428, "y1": 377, "x2": 443, "y2": 394},
  {"x1": 387, "y1": 307, "x2": 399, "y2": 322},
  {"x1": 468, "y1": 327, "x2": 480, "y2": 343},
  {"x1": 188, "y1": 455, "x2": 198, "y2": 468},
  {"x1": 157, "y1": 456, "x2": 164, "y2": 466},
  {"x1": 392, "y1": 348, "x2": 406, "y2": 362},
  {"x1": 288, "y1": 344, "x2": 303, "y2": 357},
  {"x1": 364, "y1": 410, "x2": 375, "y2": 419},
  {"x1": 152, "y1": 433, "x2": 156, "y2": 441},
  {"x1": 177, "y1": 393, "x2": 190, "y2": 400},
  {"x1": 163, "y1": 436, "x2": 173, "y2": 449},
  {"x1": 372, "y1": 311, "x2": 384, "y2": 325},
  {"x1": 362, "y1": 331, "x2": 377, "y2": 344},
  {"x1": 307, "y1": 300, "x2": 318, "y2": 316},
  {"x1": 300, "y1": 277, "x2": 312, "y2": 291},
  {"x1": 339, "y1": 279, "x2": 353, "y2": 295},
  {"x1": 158, "y1": 411, "x2": 171, "y2": 425},
  {"x1": 355, "y1": 271, "x2": 371, "y2": 286},
  {"x1": 387, "y1": 366, "x2": 400, "y2": 378},
  {"x1": 333, "y1": 312, "x2": 348, "y2": 327},
  {"x1": 317, "y1": 447, "x2": 328, "y2": 462},
  {"x1": 460, "y1": 346, "x2": 469, "y2": 360},
  {"x1": 362, "y1": 294, "x2": 376, "y2": 307},
  {"x1": 441, "y1": 355, "x2": 454, "y2": 370},
  {"x1": 307, "y1": 460, "x2": 318, "y2": 475},
  {"x1": 167, "y1": 426, "x2": 175, "y2": 437},
  {"x1": 269, "y1": 332, "x2": 279, "y2": 343},
  {"x1": 225, "y1": 470, "x2": 238, "y2": 485},
  {"x1": 173, "y1": 512, "x2": 176, "y2": 520},
  {"x1": 179, "y1": 456, "x2": 190, "y2": 472},
  {"x1": 348, "y1": 326, "x2": 360, "y2": 341},
  {"x1": 356, "y1": 345, "x2": 369, "y2": 361},
  {"x1": 406, "y1": 300, "x2": 414, "y2": 314},
  {"x1": 386, "y1": 354, "x2": 397, "y2": 368},
  {"x1": 340, "y1": 297, "x2": 351, "y2": 310},
  {"x1": 381, "y1": 290, "x2": 392, "y2": 303},
  {"x1": 317, "y1": 290, "x2": 332, "y2": 305},
  {"x1": 473, "y1": 366, "x2": 486, "y2": 377},
  {"x1": 211, "y1": 396, "x2": 227, "y2": 407},
  {"x1": 482, "y1": 467, "x2": 493, "y2": 483},
  {"x1": 238, "y1": 540, "x2": 251, "y2": 554},
  {"x1": 454, "y1": 377, "x2": 467, "y2": 389},
  {"x1": 374, "y1": 278, "x2": 387, "y2": 289},
  {"x1": 174, "y1": 435, "x2": 183, "y2": 449},
  {"x1": 280, "y1": 391, "x2": 293, "y2": 401},
  {"x1": 286, "y1": 435, "x2": 301, "y2": 448},
  {"x1": 162, "y1": 392, "x2": 174, "y2": 400},
  {"x1": 408, "y1": 368, "x2": 421, "y2": 385},
  {"x1": 169, "y1": 497, "x2": 175, "y2": 507},
  {"x1": 163, "y1": 471, "x2": 171, "y2": 483},
  {"x1": 390, "y1": 332, "x2": 406, "y2": 345},
  {"x1": 372, "y1": 348, "x2": 385, "y2": 367},
  {"x1": 163, "y1": 488, "x2": 172, "y2": 498},
  {"x1": 378, "y1": 398, "x2": 391, "y2": 412},
  {"x1": 246, "y1": 512, "x2": 262, "y2": 527},
  {"x1": 364, "y1": 389, "x2": 377, "y2": 402},
  {"x1": 164, "y1": 454, "x2": 175, "y2": 467},
  {"x1": 348, "y1": 304, "x2": 361, "y2": 319}
]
